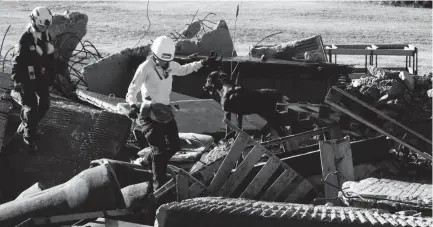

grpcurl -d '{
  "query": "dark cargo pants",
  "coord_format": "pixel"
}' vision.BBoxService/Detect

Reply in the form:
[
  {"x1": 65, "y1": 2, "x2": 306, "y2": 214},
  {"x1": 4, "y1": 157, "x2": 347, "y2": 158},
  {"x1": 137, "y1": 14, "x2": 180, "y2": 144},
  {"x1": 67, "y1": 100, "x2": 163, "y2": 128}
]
[
  {"x1": 133, "y1": 117, "x2": 181, "y2": 191},
  {"x1": 15, "y1": 82, "x2": 50, "y2": 144}
]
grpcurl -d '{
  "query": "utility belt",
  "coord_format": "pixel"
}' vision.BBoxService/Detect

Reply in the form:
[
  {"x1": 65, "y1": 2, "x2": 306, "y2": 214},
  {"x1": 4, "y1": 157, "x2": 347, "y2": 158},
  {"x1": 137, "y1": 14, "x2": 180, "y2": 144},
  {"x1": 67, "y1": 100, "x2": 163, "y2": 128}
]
[{"x1": 137, "y1": 99, "x2": 176, "y2": 124}]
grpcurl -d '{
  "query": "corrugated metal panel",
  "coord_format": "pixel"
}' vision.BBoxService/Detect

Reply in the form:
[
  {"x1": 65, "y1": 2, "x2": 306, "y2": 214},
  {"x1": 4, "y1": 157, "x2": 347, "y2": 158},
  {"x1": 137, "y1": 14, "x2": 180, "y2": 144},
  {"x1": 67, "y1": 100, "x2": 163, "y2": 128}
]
[{"x1": 156, "y1": 197, "x2": 433, "y2": 227}]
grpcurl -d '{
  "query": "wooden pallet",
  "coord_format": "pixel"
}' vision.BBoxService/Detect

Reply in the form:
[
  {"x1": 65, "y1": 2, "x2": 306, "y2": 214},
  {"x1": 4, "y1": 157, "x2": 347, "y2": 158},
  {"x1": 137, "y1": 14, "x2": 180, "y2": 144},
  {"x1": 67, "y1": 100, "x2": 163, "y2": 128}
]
[
  {"x1": 176, "y1": 119, "x2": 315, "y2": 202},
  {"x1": 325, "y1": 86, "x2": 432, "y2": 161}
]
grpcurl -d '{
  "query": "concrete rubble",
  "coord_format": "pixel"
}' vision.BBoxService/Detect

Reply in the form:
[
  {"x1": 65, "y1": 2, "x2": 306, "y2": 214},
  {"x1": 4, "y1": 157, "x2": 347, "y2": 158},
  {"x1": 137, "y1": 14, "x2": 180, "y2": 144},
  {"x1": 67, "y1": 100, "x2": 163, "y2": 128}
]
[
  {"x1": 344, "y1": 66, "x2": 432, "y2": 140},
  {"x1": 175, "y1": 20, "x2": 236, "y2": 57},
  {"x1": 48, "y1": 11, "x2": 88, "y2": 95},
  {"x1": 250, "y1": 35, "x2": 327, "y2": 62}
]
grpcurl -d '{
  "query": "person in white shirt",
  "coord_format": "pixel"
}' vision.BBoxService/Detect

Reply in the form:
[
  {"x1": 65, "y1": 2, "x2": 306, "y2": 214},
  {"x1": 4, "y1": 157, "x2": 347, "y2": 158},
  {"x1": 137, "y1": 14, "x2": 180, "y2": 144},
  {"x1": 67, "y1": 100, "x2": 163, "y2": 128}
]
[{"x1": 126, "y1": 35, "x2": 218, "y2": 191}]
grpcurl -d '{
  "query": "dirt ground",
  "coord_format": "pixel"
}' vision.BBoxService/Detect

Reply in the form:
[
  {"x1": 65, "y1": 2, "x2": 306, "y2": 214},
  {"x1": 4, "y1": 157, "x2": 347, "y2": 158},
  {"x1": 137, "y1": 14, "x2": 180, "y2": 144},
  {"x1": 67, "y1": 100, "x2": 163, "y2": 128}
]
[{"x1": 0, "y1": 1, "x2": 432, "y2": 75}]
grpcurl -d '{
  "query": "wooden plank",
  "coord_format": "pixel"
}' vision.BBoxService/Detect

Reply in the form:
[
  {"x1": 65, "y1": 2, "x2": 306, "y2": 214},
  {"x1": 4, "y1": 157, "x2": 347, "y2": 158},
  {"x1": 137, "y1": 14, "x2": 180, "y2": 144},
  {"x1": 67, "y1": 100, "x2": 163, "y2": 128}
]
[
  {"x1": 176, "y1": 174, "x2": 189, "y2": 201},
  {"x1": 334, "y1": 137, "x2": 355, "y2": 182},
  {"x1": 284, "y1": 178, "x2": 314, "y2": 202},
  {"x1": 207, "y1": 133, "x2": 250, "y2": 194},
  {"x1": 318, "y1": 136, "x2": 354, "y2": 205},
  {"x1": 261, "y1": 169, "x2": 297, "y2": 201},
  {"x1": 240, "y1": 156, "x2": 280, "y2": 199},
  {"x1": 319, "y1": 139, "x2": 340, "y2": 203},
  {"x1": 188, "y1": 158, "x2": 224, "y2": 197},
  {"x1": 217, "y1": 145, "x2": 266, "y2": 197}
]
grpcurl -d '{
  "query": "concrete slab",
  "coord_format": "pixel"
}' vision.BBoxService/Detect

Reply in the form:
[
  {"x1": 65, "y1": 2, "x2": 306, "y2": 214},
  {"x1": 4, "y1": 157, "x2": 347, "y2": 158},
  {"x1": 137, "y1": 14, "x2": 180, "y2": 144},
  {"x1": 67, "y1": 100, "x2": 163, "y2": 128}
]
[
  {"x1": 77, "y1": 89, "x2": 266, "y2": 134},
  {"x1": 171, "y1": 99, "x2": 266, "y2": 134},
  {"x1": 341, "y1": 178, "x2": 432, "y2": 213},
  {"x1": 82, "y1": 45, "x2": 151, "y2": 98},
  {"x1": 0, "y1": 97, "x2": 131, "y2": 199}
]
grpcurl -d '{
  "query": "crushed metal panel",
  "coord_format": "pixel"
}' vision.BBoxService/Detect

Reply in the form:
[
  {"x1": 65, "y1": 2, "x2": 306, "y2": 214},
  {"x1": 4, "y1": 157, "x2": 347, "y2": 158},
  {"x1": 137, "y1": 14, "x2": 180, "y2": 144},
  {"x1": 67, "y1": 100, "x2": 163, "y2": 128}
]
[{"x1": 0, "y1": 98, "x2": 130, "y2": 196}]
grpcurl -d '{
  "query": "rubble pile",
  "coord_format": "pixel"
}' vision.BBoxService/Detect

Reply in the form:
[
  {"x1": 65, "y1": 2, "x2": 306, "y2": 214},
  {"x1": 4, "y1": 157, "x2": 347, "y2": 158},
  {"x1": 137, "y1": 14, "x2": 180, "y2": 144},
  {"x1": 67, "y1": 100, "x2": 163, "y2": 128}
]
[
  {"x1": 344, "y1": 66, "x2": 432, "y2": 138},
  {"x1": 250, "y1": 35, "x2": 327, "y2": 62},
  {"x1": 1, "y1": 10, "x2": 432, "y2": 226}
]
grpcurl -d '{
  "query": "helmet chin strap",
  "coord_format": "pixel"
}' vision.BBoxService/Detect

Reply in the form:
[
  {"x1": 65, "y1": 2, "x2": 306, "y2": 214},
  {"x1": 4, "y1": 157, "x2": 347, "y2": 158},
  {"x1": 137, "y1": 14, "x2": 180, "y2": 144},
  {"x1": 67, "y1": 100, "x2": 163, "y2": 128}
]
[{"x1": 153, "y1": 55, "x2": 169, "y2": 70}]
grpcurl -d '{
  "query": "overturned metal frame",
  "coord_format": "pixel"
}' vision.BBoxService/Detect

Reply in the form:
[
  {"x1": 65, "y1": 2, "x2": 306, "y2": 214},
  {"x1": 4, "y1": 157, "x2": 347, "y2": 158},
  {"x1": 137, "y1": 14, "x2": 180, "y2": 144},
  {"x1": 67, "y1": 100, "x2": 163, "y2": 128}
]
[{"x1": 325, "y1": 86, "x2": 432, "y2": 161}]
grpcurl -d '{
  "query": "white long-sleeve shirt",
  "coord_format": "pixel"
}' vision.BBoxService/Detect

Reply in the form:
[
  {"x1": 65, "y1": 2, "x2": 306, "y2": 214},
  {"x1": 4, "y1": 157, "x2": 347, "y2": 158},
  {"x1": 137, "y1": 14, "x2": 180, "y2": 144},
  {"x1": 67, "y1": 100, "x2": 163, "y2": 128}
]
[{"x1": 126, "y1": 58, "x2": 203, "y2": 105}]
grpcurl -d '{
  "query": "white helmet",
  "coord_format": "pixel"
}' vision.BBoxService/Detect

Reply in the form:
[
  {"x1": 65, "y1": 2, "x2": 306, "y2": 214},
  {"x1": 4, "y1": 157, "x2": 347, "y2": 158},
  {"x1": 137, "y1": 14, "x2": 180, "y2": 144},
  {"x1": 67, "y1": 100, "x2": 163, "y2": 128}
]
[
  {"x1": 151, "y1": 36, "x2": 175, "y2": 61},
  {"x1": 30, "y1": 7, "x2": 53, "y2": 28}
]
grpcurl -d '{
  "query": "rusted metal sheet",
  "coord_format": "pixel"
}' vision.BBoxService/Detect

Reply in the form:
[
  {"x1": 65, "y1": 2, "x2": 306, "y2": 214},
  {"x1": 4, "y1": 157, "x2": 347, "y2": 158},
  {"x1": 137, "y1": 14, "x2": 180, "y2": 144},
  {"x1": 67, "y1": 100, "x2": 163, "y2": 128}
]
[
  {"x1": 0, "y1": 98, "x2": 131, "y2": 199},
  {"x1": 156, "y1": 197, "x2": 433, "y2": 227}
]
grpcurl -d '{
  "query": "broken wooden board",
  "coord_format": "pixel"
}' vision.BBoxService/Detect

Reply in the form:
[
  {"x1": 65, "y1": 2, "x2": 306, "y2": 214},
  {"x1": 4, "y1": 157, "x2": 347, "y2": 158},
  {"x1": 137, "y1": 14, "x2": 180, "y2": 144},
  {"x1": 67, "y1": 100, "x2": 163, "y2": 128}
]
[
  {"x1": 325, "y1": 86, "x2": 432, "y2": 161},
  {"x1": 253, "y1": 136, "x2": 389, "y2": 179},
  {"x1": 319, "y1": 136, "x2": 355, "y2": 205}
]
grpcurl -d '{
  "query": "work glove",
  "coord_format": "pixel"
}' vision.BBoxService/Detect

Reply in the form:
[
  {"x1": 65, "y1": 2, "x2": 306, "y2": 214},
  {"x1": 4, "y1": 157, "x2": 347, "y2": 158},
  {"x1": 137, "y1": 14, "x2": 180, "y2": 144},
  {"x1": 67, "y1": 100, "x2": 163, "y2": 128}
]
[
  {"x1": 128, "y1": 104, "x2": 140, "y2": 119},
  {"x1": 201, "y1": 50, "x2": 220, "y2": 69},
  {"x1": 14, "y1": 82, "x2": 24, "y2": 93}
]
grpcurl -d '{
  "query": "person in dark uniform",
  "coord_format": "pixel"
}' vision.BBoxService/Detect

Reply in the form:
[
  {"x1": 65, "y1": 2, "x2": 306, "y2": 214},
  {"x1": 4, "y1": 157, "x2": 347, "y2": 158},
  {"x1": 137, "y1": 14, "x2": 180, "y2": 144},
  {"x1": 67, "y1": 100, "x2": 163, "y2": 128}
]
[{"x1": 11, "y1": 6, "x2": 56, "y2": 152}]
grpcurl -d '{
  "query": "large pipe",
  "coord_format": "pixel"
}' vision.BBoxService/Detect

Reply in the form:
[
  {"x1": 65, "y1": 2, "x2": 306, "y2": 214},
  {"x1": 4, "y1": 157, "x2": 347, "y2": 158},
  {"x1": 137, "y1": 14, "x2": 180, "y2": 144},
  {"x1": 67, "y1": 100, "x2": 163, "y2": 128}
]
[
  {"x1": 90, "y1": 159, "x2": 152, "y2": 188},
  {"x1": 0, "y1": 163, "x2": 126, "y2": 226}
]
